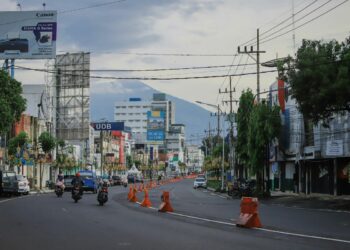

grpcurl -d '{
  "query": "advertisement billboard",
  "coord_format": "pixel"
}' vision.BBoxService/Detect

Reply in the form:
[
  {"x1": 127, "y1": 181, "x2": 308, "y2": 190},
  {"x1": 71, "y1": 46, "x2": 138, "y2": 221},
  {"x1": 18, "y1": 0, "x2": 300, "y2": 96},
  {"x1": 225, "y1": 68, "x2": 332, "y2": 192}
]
[
  {"x1": 147, "y1": 111, "x2": 165, "y2": 142},
  {"x1": 0, "y1": 11, "x2": 57, "y2": 59}
]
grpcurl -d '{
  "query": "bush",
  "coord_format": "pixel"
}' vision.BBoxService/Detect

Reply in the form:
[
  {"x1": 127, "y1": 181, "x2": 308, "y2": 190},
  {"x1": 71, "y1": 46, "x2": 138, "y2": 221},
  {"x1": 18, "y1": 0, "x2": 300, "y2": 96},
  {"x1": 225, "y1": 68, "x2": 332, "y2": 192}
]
[{"x1": 207, "y1": 180, "x2": 221, "y2": 192}]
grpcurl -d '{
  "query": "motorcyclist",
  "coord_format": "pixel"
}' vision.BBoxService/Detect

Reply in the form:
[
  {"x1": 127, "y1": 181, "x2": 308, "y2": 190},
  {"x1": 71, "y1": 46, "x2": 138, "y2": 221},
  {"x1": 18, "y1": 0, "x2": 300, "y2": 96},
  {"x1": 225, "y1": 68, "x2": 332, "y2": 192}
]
[
  {"x1": 56, "y1": 171, "x2": 65, "y2": 191},
  {"x1": 71, "y1": 172, "x2": 84, "y2": 195}
]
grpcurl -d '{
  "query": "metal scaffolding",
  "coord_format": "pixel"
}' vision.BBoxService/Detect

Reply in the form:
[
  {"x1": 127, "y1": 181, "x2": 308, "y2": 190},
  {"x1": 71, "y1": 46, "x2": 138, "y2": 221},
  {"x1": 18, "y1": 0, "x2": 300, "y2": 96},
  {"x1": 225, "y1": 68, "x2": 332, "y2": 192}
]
[{"x1": 54, "y1": 52, "x2": 90, "y2": 142}]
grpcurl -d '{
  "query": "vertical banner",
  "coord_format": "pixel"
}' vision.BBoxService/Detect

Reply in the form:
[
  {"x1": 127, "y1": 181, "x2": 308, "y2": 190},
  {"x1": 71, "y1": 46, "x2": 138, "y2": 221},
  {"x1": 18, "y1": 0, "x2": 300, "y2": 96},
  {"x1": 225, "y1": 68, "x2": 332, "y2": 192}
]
[
  {"x1": 278, "y1": 79, "x2": 285, "y2": 113},
  {"x1": 147, "y1": 111, "x2": 165, "y2": 143}
]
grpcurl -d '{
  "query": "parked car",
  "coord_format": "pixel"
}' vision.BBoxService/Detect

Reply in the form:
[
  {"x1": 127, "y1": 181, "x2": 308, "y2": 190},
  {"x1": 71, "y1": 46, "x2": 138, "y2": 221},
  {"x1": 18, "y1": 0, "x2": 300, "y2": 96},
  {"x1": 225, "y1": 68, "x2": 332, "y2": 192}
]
[
  {"x1": 111, "y1": 175, "x2": 122, "y2": 186},
  {"x1": 193, "y1": 177, "x2": 207, "y2": 189},
  {"x1": 0, "y1": 171, "x2": 29, "y2": 196},
  {"x1": 16, "y1": 175, "x2": 30, "y2": 195},
  {"x1": 63, "y1": 175, "x2": 75, "y2": 191},
  {"x1": 79, "y1": 170, "x2": 98, "y2": 193}
]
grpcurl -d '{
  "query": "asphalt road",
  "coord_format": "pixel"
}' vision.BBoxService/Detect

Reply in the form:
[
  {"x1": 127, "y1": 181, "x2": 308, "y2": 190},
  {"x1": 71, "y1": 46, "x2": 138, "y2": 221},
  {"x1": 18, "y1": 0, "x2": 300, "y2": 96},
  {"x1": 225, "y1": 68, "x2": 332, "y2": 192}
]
[{"x1": 0, "y1": 179, "x2": 349, "y2": 250}]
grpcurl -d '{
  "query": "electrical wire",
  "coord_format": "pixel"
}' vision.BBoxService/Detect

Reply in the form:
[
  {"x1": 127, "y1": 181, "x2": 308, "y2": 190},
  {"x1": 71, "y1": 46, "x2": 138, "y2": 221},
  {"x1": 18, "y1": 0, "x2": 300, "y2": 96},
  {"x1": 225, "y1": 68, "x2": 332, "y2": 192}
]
[
  {"x1": 258, "y1": 0, "x2": 349, "y2": 45},
  {"x1": 249, "y1": 0, "x2": 333, "y2": 46},
  {"x1": 241, "y1": 0, "x2": 319, "y2": 46}
]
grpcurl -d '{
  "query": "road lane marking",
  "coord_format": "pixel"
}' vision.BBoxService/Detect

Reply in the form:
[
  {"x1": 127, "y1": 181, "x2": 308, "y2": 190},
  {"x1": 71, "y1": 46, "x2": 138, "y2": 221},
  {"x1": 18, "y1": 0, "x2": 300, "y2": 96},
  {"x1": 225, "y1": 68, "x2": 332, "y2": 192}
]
[
  {"x1": 0, "y1": 198, "x2": 13, "y2": 203},
  {"x1": 134, "y1": 202, "x2": 350, "y2": 244},
  {"x1": 254, "y1": 227, "x2": 350, "y2": 244},
  {"x1": 168, "y1": 211, "x2": 236, "y2": 226}
]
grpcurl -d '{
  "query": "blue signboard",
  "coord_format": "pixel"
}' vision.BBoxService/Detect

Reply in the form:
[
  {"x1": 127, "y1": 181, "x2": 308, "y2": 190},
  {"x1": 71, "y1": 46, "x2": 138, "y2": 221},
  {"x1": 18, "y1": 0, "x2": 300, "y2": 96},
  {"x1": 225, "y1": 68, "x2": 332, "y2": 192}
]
[
  {"x1": 147, "y1": 111, "x2": 165, "y2": 142},
  {"x1": 91, "y1": 122, "x2": 124, "y2": 131}
]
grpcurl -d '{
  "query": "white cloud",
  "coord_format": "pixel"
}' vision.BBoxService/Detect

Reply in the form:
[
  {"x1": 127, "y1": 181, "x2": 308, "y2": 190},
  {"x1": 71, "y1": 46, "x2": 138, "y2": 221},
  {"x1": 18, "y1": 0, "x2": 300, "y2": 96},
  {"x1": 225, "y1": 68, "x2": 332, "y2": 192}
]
[{"x1": 2, "y1": 0, "x2": 350, "y2": 114}]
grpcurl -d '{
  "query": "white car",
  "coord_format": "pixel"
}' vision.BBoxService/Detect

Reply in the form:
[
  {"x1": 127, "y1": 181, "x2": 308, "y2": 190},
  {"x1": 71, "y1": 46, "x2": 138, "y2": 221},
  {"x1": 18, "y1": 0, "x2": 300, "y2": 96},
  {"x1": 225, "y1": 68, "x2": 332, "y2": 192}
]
[
  {"x1": 16, "y1": 175, "x2": 30, "y2": 195},
  {"x1": 193, "y1": 178, "x2": 207, "y2": 189}
]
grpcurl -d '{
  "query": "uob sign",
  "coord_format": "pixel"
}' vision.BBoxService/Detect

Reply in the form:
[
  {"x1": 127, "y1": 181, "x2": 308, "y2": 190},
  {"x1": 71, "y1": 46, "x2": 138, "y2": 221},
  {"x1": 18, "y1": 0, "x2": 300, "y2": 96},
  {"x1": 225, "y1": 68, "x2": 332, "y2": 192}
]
[{"x1": 92, "y1": 122, "x2": 124, "y2": 131}]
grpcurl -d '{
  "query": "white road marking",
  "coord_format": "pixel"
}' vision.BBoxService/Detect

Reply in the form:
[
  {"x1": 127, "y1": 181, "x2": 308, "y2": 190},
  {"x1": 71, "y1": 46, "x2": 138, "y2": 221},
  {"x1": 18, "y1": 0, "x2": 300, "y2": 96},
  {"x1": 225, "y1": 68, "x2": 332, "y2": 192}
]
[
  {"x1": 0, "y1": 198, "x2": 13, "y2": 203},
  {"x1": 255, "y1": 227, "x2": 350, "y2": 244},
  {"x1": 138, "y1": 204, "x2": 350, "y2": 244}
]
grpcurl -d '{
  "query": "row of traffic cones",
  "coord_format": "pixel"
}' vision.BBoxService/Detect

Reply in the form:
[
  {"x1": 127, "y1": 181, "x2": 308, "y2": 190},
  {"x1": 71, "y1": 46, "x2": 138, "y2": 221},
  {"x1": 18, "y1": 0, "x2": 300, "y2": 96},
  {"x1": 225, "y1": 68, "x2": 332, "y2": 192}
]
[{"x1": 127, "y1": 184, "x2": 173, "y2": 212}]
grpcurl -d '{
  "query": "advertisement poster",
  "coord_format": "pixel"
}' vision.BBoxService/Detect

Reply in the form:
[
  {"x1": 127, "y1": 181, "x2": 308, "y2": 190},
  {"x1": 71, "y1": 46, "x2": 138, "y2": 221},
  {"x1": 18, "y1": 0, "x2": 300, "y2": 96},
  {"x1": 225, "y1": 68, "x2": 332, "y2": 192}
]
[
  {"x1": 0, "y1": 11, "x2": 57, "y2": 59},
  {"x1": 147, "y1": 111, "x2": 165, "y2": 142}
]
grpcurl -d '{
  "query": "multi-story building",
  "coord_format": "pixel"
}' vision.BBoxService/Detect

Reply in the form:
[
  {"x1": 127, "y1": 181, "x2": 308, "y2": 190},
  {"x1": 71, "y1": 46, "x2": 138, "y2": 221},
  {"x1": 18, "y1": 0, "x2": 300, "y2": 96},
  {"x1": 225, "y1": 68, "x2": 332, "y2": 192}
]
[
  {"x1": 186, "y1": 145, "x2": 204, "y2": 173},
  {"x1": 114, "y1": 98, "x2": 151, "y2": 144},
  {"x1": 151, "y1": 93, "x2": 175, "y2": 133},
  {"x1": 166, "y1": 124, "x2": 186, "y2": 173},
  {"x1": 269, "y1": 80, "x2": 350, "y2": 195}
]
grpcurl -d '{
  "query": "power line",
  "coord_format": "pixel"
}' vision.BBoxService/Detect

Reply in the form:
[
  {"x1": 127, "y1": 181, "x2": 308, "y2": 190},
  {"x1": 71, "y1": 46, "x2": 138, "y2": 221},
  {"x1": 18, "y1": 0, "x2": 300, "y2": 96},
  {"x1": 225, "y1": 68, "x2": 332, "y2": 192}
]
[
  {"x1": 241, "y1": 0, "x2": 319, "y2": 47},
  {"x1": 258, "y1": 0, "x2": 349, "y2": 45},
  {"x1": 0, "y1": 0, "x2": 128, "y2": 26},
  {"x1": 59, "y1": 0, "x2": 127, "y2": 14},
  {"x1": 250, "y1": 0, "x2": 333, "y2": 46},
  {"x1": 108, "y1": 52, "x2": 237, "y2": 57},
  {"x1": 14, "y1": 65, "x2": 279, "y2": 80},
  {"x1": 216, "y1": 54, "x2": 241, "y2": 104}
]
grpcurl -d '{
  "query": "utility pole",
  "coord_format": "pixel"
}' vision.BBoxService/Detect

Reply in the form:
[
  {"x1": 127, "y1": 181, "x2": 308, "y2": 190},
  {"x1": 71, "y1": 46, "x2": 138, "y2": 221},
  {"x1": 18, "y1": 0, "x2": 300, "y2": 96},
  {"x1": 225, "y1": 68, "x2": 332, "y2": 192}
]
[
  {"x1": 210, "y1": 106, "x2": 226, "y2": 192},
  {"x1": 238, "y1": 29, "x2": 265, "y2": 102},
  {"x1": 219, "y1": 77, "x2": 239, "y2": 178}
]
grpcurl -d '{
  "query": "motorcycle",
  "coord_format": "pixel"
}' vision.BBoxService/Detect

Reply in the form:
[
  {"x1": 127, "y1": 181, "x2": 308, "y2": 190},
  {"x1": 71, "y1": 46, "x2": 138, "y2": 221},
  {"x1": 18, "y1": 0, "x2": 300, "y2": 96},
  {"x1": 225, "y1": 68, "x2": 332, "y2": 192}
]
[
  {"x1": 55, "y1": 185, "x2": 64, "y2": 197},
  {"x1": 72, "y1": 185, "x2": 82, "y2": 203},
  {"x1": 97, "y1": 184, "x2": 108, "y2": 206}
]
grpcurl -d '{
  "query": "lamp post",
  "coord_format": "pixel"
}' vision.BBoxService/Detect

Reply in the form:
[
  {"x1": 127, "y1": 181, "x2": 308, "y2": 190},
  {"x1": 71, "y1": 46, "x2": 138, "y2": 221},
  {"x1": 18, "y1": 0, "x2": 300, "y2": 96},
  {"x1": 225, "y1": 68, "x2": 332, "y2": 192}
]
[{"x1": 196, "y1": 101, "x2": 226, "y2": 192}]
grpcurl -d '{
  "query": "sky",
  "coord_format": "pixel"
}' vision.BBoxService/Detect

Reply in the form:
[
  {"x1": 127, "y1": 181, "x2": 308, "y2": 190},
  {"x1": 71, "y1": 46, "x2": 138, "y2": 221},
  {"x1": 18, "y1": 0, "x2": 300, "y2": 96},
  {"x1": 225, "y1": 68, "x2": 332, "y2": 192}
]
[{"x1": 1, "y1": 0, "x2": 350, "y2": 113}]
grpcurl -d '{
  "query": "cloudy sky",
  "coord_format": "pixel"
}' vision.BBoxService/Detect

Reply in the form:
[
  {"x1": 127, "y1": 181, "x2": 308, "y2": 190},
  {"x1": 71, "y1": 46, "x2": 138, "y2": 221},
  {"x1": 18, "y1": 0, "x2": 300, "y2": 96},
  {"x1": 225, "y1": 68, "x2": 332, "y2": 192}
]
[{"x1": 2, "y1": 0, "x2": 350, "y2": 113}]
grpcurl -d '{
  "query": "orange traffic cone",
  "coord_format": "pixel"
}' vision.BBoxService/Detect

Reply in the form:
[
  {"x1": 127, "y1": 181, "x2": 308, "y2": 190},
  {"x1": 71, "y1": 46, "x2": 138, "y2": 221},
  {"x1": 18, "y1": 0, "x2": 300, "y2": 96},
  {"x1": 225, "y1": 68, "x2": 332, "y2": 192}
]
[
  {"x1": 158, "y1": 191, "x2": 174, "y2": 212},
  {"x1": 129, "y1": 185, "x2": 138, "y2": 203},
  {"x1": 127, "y1": 185, "x2": 133, "y2": 200},
  {"x1": 141, "y1": 188, "x2": 152, "y2": 207},
  {"x1": 236, "y1": 197, "x2": 262, "y2": 228},
  {"x1": 138, "y1": 184, "x2": 143, "y2": 192}
]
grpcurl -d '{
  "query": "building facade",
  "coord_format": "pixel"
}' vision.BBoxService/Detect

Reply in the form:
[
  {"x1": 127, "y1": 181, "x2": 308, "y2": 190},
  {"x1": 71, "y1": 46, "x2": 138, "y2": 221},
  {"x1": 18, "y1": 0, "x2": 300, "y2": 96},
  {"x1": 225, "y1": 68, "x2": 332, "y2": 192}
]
[{"x1": 269, "y1": 80, "x2": 350, "y2": 195}]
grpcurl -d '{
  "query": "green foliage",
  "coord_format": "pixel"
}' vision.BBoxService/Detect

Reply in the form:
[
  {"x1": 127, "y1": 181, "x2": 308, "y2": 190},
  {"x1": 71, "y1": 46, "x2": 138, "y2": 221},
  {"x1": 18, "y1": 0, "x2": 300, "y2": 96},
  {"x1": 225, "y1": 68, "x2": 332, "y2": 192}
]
[
  {"x1": 286, "y1": 37, "x2": 350, "y2": 124},
  {"x1": 0, "y1": 70, "x2": 26, "y2": 134},
  {"x1": 236, "y1": 89, "x2": 254, "y2": 167},
  {"x1": 57, "y1": 139, "x2": 65, "y2": 149},
  {"x1": 206, "y1": 180, "x2": 221, "y2": 191},
  {"x1": 247, "y1": 102, "x2": 281, "y2": 174},
  {"x1": 126, "y1": 155, "x2": 133, "y2": 168},
  {"x1": 38, "y1": 131, "x2": 56, "y2": 154},
  {"x1": 8, "y1": 132, "x2": 28, "y2": 156},
  {"x1": 134, "y1": 160, "x2": 141, "y2": 167}
]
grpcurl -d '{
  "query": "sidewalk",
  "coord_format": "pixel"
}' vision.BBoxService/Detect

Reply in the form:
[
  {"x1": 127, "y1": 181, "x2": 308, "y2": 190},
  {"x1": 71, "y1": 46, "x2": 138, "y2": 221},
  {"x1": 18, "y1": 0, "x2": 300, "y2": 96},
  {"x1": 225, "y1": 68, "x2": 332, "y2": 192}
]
[{"x1": 267, "y1": 191, "x2": 350, "y2": 212}]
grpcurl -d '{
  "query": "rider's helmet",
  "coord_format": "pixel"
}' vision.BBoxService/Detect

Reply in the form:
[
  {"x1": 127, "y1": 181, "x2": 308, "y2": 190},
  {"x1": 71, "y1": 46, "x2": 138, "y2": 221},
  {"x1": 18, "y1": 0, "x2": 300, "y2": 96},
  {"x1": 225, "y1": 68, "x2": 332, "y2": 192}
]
[{"x1": 76, "y1": 172, "x2": 80, "y2": 177}]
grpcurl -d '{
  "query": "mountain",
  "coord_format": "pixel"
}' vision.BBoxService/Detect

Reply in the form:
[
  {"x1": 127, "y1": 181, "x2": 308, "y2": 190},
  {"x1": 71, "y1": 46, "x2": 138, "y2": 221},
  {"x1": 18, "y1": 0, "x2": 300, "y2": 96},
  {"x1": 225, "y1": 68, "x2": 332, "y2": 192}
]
[{"x1": 90, "y1": 81, "x2": 216, "y2": 142}]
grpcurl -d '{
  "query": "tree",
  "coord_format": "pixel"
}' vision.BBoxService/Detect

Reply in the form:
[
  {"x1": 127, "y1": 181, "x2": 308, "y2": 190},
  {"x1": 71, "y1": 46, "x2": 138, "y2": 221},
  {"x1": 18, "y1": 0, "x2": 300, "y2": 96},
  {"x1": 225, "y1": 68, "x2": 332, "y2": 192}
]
[
  {"x1": 247, "y1": 102, "x2": 281, "y2": 193},
  {"x1": 126, "y1": 155, "x2": 133, "y2": 169},
  {"x1": 38, "y1": 132, "x2": 56, "y2": 189},
  {"x1": 284, "y1": 37, "x2": 350, "y2": 124},
  {"x1": 0, "y1": 70, "x2": 26, "y2": 135},
  {"x1": 236, "y1": 89, "x2": 255, "y2": 171},
  {"x1": 8, "y1": 132, "x2": 29, "y2": 171}
]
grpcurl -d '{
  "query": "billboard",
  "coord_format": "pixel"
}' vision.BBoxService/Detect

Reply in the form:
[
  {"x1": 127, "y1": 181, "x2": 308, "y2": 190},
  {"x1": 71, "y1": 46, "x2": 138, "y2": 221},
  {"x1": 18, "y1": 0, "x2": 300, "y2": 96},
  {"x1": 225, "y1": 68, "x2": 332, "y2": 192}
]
[
  {"x1": 0, "y1": 11, "x2": 57, "y2": 59},
  {"x1": 147, "y1": 111, "x2": 165, "y2": 142}
]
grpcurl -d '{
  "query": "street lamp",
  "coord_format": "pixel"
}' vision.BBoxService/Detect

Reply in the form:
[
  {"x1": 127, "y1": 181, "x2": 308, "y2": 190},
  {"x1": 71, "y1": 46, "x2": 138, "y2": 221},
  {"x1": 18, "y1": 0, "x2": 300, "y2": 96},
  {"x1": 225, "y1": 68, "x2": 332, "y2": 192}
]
[{"x1": 196, "y1": 101, "x2": 226, "y2": 192}]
